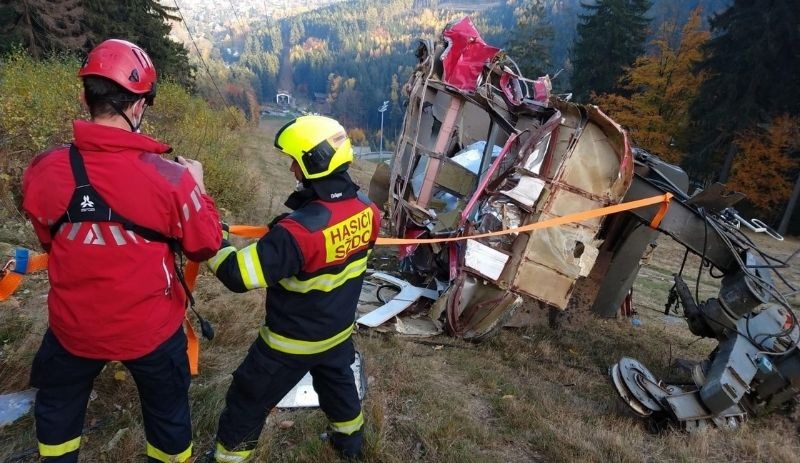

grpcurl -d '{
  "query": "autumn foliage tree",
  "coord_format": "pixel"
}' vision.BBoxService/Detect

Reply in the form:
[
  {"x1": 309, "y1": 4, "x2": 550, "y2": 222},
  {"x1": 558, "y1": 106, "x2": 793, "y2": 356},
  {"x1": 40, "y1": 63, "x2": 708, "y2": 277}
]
[
  {"x1": 348, "y1": 128, "x2": 367, "y2": 147},
  {"x1": 727, "y1": 115, "x2": 800, "y2": 216},
  {"x1": 594, "y1": 8, "x2": 709, "y2": 164}
]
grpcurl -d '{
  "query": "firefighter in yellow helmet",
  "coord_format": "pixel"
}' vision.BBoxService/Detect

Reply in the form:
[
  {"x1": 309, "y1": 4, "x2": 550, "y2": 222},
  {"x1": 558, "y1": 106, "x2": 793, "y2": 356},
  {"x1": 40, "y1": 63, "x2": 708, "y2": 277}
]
[{"x1": 207, "y1": 115, "x2": 380, "y2": 461}]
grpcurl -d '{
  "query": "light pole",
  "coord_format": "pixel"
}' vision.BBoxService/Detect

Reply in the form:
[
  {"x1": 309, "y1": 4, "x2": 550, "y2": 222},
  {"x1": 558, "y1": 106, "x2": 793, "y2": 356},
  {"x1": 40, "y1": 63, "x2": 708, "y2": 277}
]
[{"x1": 378, "y1": 100, "x2": 389, "y2": 155}]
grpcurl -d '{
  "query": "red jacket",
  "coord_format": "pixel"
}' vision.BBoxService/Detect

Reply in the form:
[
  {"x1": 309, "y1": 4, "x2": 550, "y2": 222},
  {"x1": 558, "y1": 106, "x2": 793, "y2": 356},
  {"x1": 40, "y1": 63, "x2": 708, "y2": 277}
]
[{"x1": 22, "y1": 120, "x2": 221, "y2": 360}]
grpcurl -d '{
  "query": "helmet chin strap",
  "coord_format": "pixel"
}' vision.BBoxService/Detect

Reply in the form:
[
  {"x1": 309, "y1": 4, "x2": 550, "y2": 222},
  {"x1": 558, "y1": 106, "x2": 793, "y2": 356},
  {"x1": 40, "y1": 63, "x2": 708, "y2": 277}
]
[{"x1": 109, "y1": 99, "x2": 146, "y2": 132}]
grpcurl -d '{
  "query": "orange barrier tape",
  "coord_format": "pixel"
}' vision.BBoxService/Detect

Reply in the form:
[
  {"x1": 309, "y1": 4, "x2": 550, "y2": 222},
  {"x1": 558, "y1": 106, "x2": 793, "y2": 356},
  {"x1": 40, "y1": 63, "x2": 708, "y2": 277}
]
[
  {"x1": 0, "y1": 272, "x2": 24, "y2": 301},
  {"x1": 649, "y1": 195, "x2": 671, "y2": 229},
  {"x1": 221, "y1": 194, "x2": 673, "y2": 246},
  {"x1": 26, "y1": 253, "x2": 49, "y2": 273},
  {"x1": 184, "y1": 317, "x2": 200, "y2": 375},
  {"x1": 184, "y1": 260, "x2": 199, "y2": 292},
  {"x1": 229, "y1": 225, "x2": 269, "y2": 239},
  {"x1": 377, "y1": 193, "x2": 673, "y2": 245}
]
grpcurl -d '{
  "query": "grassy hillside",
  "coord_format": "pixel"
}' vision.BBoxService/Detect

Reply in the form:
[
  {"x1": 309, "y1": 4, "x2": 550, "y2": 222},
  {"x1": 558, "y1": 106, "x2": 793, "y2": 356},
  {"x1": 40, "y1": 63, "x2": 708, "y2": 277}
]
[{"x1": 1, "y1": 120, "x2": 800, "y2": 462}]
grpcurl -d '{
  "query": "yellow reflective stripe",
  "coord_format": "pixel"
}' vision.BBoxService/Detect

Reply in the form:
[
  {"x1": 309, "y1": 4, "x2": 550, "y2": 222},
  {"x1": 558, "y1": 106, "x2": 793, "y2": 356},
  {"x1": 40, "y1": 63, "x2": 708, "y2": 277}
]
[
  {"x1": 278, "y1": 256, "x2": 367, "y2": 293},
  {"x1": 215, "y1": 442, "x2": 253, "y2": 462},
  {"x1": 331, "y1": 411, "x2": 364, "y2": 435},
  {"x1": 236, "y1": 243, "x2": 267, "y2": 290},
  {"x1": 39, "y1": 437, "x2": 81, "y2": 457},
  {"x1": 146, "y1": 441, "x2": 192, "y2": 462},
  {"x1": 260, "y1": 323, "x2": 353, "y2": 355},
  {"x1": 208, "y1": 246, "x2": 236, "y2": 273}
]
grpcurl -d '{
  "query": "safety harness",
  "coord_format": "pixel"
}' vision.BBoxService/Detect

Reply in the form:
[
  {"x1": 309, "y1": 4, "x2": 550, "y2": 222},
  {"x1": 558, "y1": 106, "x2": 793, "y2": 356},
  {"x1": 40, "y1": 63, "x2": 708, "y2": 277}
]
[{"x1": 49, "y1": 144, "x2": 214, "y2": 341}]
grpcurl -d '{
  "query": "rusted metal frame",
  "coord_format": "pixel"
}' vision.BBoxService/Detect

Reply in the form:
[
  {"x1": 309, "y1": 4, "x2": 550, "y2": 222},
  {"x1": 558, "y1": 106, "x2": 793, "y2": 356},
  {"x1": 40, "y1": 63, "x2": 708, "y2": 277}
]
[
  {"x1": 395, "y1": 145, "x2": 449, "y2": 230},
  {"x1": 391, "y1": 55, "x2": 437, "y2": 230},
  {"x1": 586, "y1": 105, "x2": 634, "y2": 188},
  {"x1": 416, "y1": 96, "x2": 464, "y2": 208},
  {"x1": 409, "y1": 79, "x2": 519, "y2": 211},
  {"x1": 546, "y1": 180, "x2": 617, "y2": 205},
  {"x1": 479, "y1": 114, "x2": 561, "y2": 206}
]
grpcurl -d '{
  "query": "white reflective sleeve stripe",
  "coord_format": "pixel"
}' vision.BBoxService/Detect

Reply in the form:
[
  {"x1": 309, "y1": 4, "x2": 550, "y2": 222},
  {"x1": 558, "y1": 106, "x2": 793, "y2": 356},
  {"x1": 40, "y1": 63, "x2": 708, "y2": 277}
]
[{"x1": 236, "y1": 243, "x2": 267, "y2": 290}]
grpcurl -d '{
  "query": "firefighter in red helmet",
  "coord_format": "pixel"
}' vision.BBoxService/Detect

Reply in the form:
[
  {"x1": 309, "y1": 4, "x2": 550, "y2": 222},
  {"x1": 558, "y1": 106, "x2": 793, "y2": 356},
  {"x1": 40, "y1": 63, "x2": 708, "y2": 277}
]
[
  {"x1": 21, "y1": 39, "x2": 221, "y2": 462},
  {"x1": 207, "y1": 116, "x2": 380, "y2": 461}
]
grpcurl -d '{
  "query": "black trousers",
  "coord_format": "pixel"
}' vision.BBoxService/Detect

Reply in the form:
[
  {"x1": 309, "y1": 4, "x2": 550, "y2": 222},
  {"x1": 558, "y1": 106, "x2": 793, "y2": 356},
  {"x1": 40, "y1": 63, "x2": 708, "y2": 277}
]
[
  {"x1": 30, "y1": 327, "x2": 192, "y2": 462},
  {"x1": 216, "y1": 337, "x2": 363, "y2": 459}
]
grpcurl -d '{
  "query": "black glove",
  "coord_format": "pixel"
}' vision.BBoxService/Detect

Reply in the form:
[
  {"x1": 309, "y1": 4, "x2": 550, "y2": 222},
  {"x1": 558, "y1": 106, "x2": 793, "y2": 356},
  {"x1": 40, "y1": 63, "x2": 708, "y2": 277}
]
[
  {"x1": 268, "y1": 212, "x2": 290, "y2": 228},
  {"x1": 219, "y1": 221, "x2": 231, "y2": 249}
]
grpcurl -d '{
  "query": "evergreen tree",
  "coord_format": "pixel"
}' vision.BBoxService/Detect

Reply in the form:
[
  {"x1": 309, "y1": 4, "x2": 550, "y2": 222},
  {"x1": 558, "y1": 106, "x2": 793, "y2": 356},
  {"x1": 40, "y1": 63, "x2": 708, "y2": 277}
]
[
  {"x1": 505, "y1": 0, "x2": 554, "y2": 79},
  {"x1": 570, "y1": 0, "x2": 652, "y2": 102},
  {"x1": 683, "y1": 0, "x2": 800, "y2": 182},
  {"x1": 83, "y1": 0, "x2": 194, "y2": 88},
  {"x1": 0, "y1": 0, "x2": 86, "y2": 57}
]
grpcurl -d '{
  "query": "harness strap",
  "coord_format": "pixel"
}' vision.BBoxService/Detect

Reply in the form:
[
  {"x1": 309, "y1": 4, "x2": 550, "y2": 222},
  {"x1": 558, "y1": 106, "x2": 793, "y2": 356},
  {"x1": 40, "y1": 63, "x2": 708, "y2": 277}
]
[
  {"x1": 44, "y1": 144, "x2": 210, "y2": 371},
  {"x1": 49, "y1": 145, "x2": 172, "y2": 244}
]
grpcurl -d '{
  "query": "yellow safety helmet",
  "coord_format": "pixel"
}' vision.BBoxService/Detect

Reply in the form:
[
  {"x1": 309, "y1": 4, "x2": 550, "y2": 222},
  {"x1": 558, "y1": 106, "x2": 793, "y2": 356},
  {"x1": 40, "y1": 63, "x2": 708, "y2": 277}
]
[{"x1": 274, "y1": 115, "x2": 353, "y2": 179}]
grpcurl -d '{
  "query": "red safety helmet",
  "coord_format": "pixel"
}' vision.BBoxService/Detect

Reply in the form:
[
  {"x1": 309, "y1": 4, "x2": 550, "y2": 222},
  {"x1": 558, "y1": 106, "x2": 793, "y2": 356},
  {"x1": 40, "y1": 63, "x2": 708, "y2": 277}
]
[{"x1": 78, "y1": 39, "x2": 157, "y2": 103}]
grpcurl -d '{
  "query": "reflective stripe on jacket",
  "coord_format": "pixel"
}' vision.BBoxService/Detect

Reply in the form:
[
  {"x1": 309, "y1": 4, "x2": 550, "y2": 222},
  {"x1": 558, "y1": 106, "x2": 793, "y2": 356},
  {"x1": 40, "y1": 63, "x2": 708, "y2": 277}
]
[
  {"x1": 211, "y1": 190, "x2": 380, "y2": 353},
  {"x1": 22, "y1": 120, "x2": 222, "y2": 360}
]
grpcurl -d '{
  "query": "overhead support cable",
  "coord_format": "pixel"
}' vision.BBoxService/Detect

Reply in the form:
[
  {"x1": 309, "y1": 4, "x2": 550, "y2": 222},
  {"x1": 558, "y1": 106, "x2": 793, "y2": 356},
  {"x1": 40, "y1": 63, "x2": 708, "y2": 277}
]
[{"x1": 172, "y1": 0, "x2": 228, "y2": 106}]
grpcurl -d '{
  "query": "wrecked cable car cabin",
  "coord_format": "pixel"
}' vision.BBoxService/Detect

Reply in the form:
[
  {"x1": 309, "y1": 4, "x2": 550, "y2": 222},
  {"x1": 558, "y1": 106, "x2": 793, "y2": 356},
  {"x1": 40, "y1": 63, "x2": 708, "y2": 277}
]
[{"x1": 367, "y1": 17, "x2": 633, "y2": 340}]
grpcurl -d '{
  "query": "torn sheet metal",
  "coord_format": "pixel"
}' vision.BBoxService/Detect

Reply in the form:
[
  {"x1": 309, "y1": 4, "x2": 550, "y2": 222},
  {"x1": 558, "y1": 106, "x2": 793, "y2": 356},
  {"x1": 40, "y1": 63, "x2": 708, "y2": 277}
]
[
  {"x1": 277, "y1": 352, "x2": 366, "y2": 409},
  {"x1": 445, "y1": 274, "x2": 523, "y2": 340},
  {"x1": 394, "y1": 316, "x2": 443, "y2": 336},
  {"x1": 440, "y1": 17, "x2": 500, "y2": 92},
  {"x1": 464, "y1": 239, "x2": 509, "y2": 280}
]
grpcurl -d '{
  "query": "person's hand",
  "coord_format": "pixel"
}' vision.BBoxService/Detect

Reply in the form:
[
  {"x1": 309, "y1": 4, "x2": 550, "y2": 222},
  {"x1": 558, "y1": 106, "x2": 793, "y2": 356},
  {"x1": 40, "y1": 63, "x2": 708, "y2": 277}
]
[
  {"x1": 218, "y1": 221, "x2": 231, "y2": 250},
  {"x1": 175, "y1": 156, "x2": 206, "y2": 194},
  {"x1": 220, "y1": 221, "x2": 230, "y2": 241}
]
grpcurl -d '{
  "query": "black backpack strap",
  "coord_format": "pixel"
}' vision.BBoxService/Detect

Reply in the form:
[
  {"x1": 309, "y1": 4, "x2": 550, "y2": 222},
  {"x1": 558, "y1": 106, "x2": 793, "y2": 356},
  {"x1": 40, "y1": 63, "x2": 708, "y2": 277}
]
[
  {"x1": 49, "y1": 145, "x2": 172, "y2": 243},
  {"x1": 46, "y1": 145, "x2": 214, "y2": 340}
]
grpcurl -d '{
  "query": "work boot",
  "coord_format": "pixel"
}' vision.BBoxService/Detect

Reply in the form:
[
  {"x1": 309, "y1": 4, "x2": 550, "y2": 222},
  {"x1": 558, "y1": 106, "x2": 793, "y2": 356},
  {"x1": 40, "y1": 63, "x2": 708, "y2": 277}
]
[{"x1": 321, "y1": 429, "x2": 364, "y2": 461}]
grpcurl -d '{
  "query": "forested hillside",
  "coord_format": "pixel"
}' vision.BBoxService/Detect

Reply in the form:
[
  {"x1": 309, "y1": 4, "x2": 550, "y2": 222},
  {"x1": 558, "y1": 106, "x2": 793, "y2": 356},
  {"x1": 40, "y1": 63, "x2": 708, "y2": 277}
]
[{"x1": 201, "y1": 0, "x2": 734, "y2": 150}]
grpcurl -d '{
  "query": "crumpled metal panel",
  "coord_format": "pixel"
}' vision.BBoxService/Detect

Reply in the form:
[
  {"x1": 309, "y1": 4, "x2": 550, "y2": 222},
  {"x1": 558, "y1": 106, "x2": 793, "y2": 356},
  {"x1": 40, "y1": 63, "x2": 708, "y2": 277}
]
[{"x1": 509, "y1": 102, "x2": 632, "y2": 309}]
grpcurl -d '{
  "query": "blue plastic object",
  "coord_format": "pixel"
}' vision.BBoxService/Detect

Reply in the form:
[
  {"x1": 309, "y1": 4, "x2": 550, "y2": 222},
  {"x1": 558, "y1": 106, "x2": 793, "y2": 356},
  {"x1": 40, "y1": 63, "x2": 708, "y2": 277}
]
[{"x1": 13, "y1": 248, "x2": 30, "y2": 274}]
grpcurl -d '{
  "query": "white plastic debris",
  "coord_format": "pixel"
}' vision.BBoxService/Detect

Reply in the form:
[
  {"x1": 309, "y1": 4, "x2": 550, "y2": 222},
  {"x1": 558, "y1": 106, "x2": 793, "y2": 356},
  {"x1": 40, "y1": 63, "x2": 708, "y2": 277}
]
[{"x1": 0, "y1": 388, "x2": 36, "y2": 427}]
